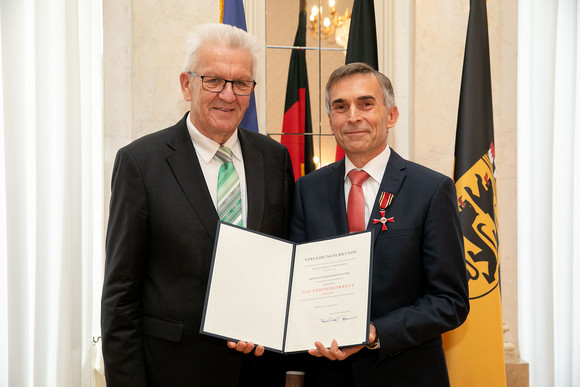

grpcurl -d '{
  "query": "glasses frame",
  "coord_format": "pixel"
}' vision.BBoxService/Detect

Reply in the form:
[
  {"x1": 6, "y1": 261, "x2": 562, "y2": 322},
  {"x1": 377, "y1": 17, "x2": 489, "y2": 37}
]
[{"x1": 188, "y1": 72, "x2": 257, "y2": 96}]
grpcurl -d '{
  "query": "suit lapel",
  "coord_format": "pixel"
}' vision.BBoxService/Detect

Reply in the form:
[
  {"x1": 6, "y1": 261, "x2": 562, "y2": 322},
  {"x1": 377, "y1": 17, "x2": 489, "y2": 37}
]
[
  {"x1": 368, "y1": 149, "x2": 406, "y2": 242},
  {"x1": 238, "y1": 129, "x2": 265, "y2": 232},
  {"x1": 166, "y1": 114, "x2": 219, "y2": 241},
  {"x1": 328, "y1": 160, "x2": 349, "y2": 235}
]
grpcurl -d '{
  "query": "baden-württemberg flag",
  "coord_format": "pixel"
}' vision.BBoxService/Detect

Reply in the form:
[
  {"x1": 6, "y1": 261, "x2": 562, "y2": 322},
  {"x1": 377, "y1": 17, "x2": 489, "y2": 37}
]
[
  {"x1": 442, "y1": 0, "x2": 507, "y2": 386},
  {"x1": 220, "y1": 0, "x2": 259, "y2": 132}
]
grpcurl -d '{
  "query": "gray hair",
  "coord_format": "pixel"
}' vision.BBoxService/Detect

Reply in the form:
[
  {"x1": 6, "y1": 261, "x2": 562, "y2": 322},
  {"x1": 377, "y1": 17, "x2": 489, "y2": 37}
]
[
  {"x1": 325, "y1": 62, "x2": 395, "y2": 114},
  {"x1": 182, "y1": 23, "x2": 260, "y2": 79}
]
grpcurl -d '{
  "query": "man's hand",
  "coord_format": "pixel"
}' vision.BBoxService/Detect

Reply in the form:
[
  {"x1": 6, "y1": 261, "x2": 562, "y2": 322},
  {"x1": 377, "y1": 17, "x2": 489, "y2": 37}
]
[
  {"x1": 227, "y1": 340, "x2": 265, "y2": 356},
  {"x1": 308, "y1": 339, "x2": 364, "y2": 361},
  {"x1": 307, "y1": 323, "x2": 377, "y2": 361}
]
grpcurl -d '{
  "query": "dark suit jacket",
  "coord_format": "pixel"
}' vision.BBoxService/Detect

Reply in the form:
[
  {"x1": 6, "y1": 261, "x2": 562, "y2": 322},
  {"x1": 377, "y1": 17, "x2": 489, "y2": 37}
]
[
  {"x1": 290, "y1": 150, "x2": 469, "y2": 387},
  {"x1": 101, "y1": 113, "x2": 294, "y2": 387}
]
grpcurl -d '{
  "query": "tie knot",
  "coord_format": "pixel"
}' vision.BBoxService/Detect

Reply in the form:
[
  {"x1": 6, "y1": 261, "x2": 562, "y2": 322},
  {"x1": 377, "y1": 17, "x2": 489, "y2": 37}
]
[
  {"x1": 348, "y1": 169, "x2": 370, "y2": 186},
  {"x1": 215, "y1": 146, "x2": 233, "y2": 163}
]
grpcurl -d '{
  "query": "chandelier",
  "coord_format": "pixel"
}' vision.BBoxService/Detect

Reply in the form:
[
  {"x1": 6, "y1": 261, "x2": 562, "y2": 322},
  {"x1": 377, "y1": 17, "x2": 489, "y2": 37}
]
[{"x1": 308, "y1": 0, "x2": 351, "y2": 48}]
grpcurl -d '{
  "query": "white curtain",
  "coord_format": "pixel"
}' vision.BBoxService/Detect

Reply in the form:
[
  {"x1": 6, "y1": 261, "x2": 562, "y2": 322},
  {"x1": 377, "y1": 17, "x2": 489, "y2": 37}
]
[
  {"x1": 0, "y1": 0, "x2": 104, "y2": 386},
  {"x1": 518, "y1": 1, "x2": 580, "y2": 387}
]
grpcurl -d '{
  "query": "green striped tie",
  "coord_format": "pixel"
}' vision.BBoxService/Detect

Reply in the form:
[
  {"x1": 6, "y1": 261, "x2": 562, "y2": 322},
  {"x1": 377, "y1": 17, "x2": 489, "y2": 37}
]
[{"x1": 216, "y1": 146, "x2": 242, "y2": 226}]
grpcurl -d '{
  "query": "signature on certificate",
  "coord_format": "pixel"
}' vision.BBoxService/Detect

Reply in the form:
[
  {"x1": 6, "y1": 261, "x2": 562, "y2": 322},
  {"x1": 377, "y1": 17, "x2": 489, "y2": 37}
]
[{"x1": 320, "y1": 315, "x2": 357, "y2": 323}]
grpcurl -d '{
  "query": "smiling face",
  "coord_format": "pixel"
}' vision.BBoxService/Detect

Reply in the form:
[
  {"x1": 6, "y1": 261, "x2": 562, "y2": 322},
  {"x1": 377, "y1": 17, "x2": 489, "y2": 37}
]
[
  {"x1": 180, "y1": 43, "x2": 253, "y2": 144},
  {"x1": 328, "y1": 73, "x2": 399, "y2": 168}
]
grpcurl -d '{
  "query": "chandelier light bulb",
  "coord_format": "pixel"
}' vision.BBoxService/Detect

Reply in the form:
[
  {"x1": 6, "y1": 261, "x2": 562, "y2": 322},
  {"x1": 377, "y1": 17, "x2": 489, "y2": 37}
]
[{"x1": 311, "y1": 5, "x2": 319, "y2": 17}]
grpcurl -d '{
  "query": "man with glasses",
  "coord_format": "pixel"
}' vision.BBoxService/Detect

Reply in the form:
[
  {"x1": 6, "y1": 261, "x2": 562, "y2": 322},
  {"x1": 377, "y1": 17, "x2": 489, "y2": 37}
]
[{"x1": 101, "y1": 23, "x2": 294, "y2": 387}]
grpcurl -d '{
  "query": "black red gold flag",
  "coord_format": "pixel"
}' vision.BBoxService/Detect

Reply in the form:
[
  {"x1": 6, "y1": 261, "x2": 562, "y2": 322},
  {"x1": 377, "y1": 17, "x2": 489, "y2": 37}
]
[
  {"x1": 442, "y1": 1, "x2": 507, "y2": 386},
  {"x1": 345, "y1": 0, "x2": 378, "y2": 69},
  {"x1": 281, "y1": 8, "x2": 315, "y2": 179},
  {"x1": 336, "y1": 0, "x2": 378, "y2": 161}
]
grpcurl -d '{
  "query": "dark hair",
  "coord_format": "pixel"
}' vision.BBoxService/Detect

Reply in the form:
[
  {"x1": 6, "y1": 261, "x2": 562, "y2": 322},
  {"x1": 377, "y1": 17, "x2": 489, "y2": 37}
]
[{"x1": 325, "y1": 62, "x2": 395, "y2": 114}]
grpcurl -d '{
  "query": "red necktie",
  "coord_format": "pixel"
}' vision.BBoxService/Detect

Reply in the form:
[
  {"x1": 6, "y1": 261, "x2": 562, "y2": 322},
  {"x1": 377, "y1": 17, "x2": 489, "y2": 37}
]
[{"x1": 347, "y1": 170, "x2": 370, "y2": 233}]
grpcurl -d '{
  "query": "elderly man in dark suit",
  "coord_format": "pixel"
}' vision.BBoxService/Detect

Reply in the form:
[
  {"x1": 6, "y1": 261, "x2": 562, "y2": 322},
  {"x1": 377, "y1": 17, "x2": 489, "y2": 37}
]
[
  {"x1": 101, "y1": 23, "x2": 294, "y2": 387},
  {"x1": 290, "y1": 62, "x2": 469, "y2": 386}
]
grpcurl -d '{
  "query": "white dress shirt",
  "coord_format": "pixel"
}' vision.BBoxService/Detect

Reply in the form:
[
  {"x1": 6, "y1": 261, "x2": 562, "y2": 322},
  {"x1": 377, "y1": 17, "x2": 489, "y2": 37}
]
[
  {"x1": 343, "y1": 146, "x2": 391, "y2": 228},
  {"x1": 186, "y1": 113, "x2": 248, "y2": 227}
]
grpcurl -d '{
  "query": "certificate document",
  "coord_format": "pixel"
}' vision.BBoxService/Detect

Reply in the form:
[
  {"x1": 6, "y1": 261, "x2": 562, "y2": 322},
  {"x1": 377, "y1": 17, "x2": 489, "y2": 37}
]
[{"x1": 200, "y1": 222, "x2": 373, "y2": 353}]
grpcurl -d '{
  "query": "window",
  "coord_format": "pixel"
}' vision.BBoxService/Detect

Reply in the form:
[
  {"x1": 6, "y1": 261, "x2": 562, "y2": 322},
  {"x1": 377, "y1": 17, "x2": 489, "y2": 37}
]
[{"x1": 264, "y1": 0, "x2": 354, "y2": 169}]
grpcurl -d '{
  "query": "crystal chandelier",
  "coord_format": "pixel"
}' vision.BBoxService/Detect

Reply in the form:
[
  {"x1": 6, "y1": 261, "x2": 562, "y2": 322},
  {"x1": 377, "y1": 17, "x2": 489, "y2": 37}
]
[{"x1": 308, "y1": 0, "x2": 351, "y2": 48}]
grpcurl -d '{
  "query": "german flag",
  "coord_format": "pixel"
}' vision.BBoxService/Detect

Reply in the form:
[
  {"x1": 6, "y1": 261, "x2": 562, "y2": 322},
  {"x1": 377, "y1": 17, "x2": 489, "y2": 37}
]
[
  {"x1": 442, "y1": 1, "x2": 507, "y2": 386},
  {"x1": 336, "y1": 0, "x2": 378, "y2": 161},
  {"x1": 281, "y1": 5, "x2": 315, "y2": 179}
]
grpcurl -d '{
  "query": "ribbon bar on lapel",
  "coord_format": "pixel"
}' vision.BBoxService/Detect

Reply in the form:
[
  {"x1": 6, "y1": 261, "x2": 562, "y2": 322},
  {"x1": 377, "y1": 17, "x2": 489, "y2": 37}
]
[{"x1": 378, "y1": 192, "x2": 393, "y2": 210}]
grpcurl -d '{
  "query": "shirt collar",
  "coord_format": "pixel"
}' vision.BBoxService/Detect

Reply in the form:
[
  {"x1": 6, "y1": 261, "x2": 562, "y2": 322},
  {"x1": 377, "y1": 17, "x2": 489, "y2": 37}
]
[
  {"x1": 186, "y1": 112, "x2": 242, "y2": 164},
  {"x1": 344, "y1": 145, "x2": 391, "y2": 183}
]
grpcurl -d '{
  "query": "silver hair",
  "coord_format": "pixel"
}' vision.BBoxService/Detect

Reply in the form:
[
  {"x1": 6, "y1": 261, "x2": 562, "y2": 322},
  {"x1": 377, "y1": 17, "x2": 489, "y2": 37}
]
[
  {"x1": 182, "y1": 23, "x2": 259, "y2": 79},
  {"x1": 325, "y1": 62, "x2": 396, "y2": 114}
]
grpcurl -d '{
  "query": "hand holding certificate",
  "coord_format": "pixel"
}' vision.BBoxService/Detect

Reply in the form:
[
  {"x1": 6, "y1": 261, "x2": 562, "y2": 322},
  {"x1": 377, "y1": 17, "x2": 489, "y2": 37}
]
[{"x1": 201, "y1": 222, "x2": 373, "y2": 353}]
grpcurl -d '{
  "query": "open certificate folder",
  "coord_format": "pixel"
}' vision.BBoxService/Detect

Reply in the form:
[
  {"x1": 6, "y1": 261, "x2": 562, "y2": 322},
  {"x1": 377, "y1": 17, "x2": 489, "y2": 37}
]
[{"x1": 200, "y1": 222, "x2": 373, "y2": 353}]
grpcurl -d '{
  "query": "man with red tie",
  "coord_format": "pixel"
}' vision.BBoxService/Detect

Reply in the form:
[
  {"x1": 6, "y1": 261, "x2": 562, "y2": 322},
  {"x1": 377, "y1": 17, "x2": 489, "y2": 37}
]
[{"x1": 290, "y1": 62, "x2": 469, "y2": 386}]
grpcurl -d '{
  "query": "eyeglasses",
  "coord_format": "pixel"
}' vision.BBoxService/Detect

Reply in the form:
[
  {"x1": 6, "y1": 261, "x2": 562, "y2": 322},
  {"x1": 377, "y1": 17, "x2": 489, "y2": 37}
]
[{"x1": 188, "y1": 72, "x2": 256, "y2": 96}]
